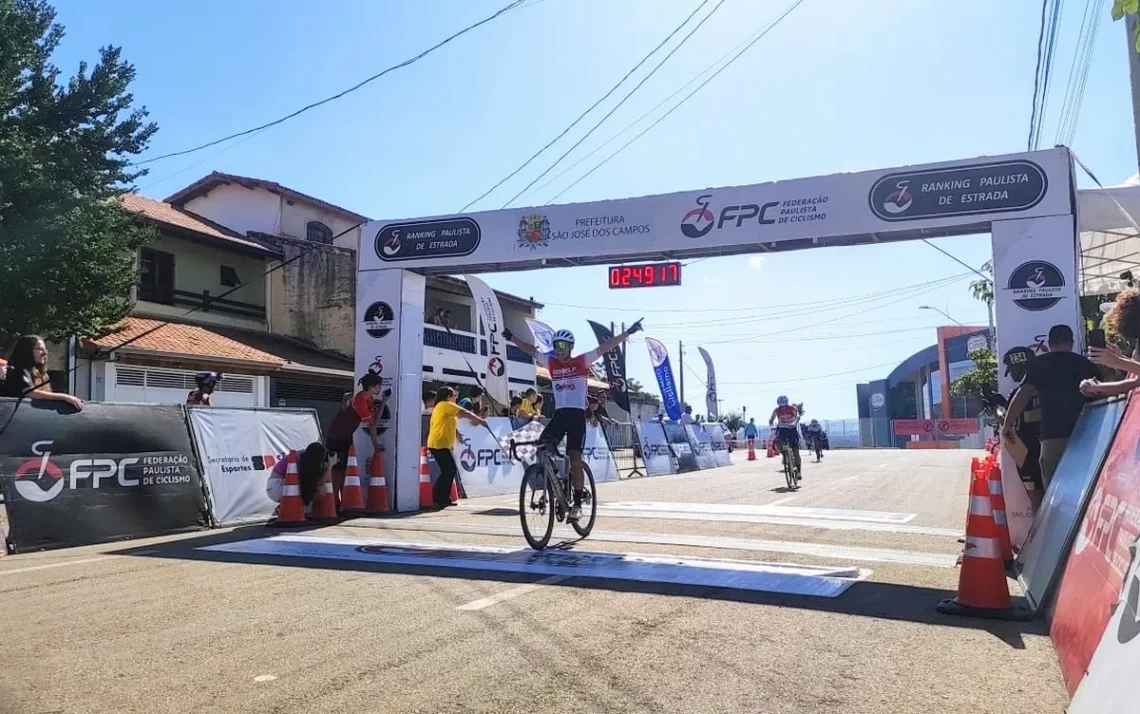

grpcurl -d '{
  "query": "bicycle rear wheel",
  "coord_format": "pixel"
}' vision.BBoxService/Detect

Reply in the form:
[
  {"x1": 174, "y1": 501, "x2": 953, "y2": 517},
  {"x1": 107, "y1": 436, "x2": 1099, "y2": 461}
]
[
  {"x1": 570, "y1": 463, "x2": 597, "y2": 538},
  {"x1": 520, "y1": 463, "x2": 554, "y2": 551}
]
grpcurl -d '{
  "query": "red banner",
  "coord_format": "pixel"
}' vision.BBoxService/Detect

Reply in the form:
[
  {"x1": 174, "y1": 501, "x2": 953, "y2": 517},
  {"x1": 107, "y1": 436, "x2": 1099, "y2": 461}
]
[
  {"x1": 936, "y1": 418, "x2": 979, "y2": 435},
  {"x1": 1051, "y1": 392, "x2": 1140, "y2": 694},
  {"x1": 893, "y1": 419, "x2": 935, "y2": 436}
]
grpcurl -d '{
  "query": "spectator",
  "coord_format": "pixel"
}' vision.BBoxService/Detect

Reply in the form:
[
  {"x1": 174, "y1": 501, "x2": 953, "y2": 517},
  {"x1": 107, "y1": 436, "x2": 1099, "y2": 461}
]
[
  {"x1": 679, "y1": 404, "x2": 695, "y2": 426},
  {"x1": 1104, "y1": 287, "x2": 1140, "y2": 357},
  {"x1": 744, "y1": 418, "x2": 759, "y2": 448},
  {"x1": 586, "y1": 396, "x2": 607, "y2": 427},
  {"x1": 266, "y1": 443, "x2": 338, "y2": 513},
  {"x1": 326, "y1": 375, "x2": 389, "y2": 508},
  {"x1": 534, "y1": 394, "x2": 545, "y2": 418},
  {"x1": 1084, "y1": 345, "x2": 1140, "y2": 397},
  {"x1": 1003, "y1": 325, "x2": 1099, "y2": 489},
  {"x1": 509, "y1": 395, "x2": 523, "y2": 414},
  {"x1": 427, "y1": 386, "x2": 485, "y2": 508},
  {"x1": 997, "y1": 347, "x2": 1044, "y2": 506},
  {"x1": 187, "y1": 371, "x2": 221, "y2": 406},
  {"x1": 0, "y1": 335, "x2": 82, "y2": 410},
  {"x1": 516, "y1": 388, "x2": 539, "y2": 421},
  {"x1": 423, "y1": 394, "x2": 436, "y2": 415}
]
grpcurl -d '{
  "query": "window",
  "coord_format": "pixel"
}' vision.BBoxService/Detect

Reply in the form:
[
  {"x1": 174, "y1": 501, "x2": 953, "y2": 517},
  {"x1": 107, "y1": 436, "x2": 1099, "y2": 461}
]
[
  {"x1": 220, "y1": 265, "x2": 241, "y2": 288},
  {"x1": 307, "y1": 221, "x2": 333, "y2": 244},
  {"x1": 138, "y1": 248, "x2": 175, "y2": 304}
]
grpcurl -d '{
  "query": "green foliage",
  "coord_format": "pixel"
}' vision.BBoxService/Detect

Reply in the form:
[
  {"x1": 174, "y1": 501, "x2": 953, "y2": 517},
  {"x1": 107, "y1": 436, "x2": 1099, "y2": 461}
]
[
  {"x1": 719, "y1": 411, "x2": 745, "y2": 433},
  {"x1": 0, "y1": 0, "x2": 158, "y2": 347},
  {"x1": 950, "y1": 349, "x2": 997, "y2": 399},
  {"x1": 1112, "y1": 0, "x2": 1140, "y2": 52},
  {"x1": 969, "y1": 260, "x2": 994, "y2": 308}
]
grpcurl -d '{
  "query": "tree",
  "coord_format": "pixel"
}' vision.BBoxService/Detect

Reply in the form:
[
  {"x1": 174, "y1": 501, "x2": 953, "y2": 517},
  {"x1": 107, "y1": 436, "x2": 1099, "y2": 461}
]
[
  {"x1": 950, "y1": 349, "x2": 997, "y2": 399},
  {"x1": 626, "y1": 377, "x2": 655, "y2": 399},
  {"x1": 719, "y1": 410, "x2": 745, "y2": 433},
  {"x1": 0, "y1": 0, "x2": 158, "y2": 347},
  {"x1": 969, "y1": 260, "x2": 994, "y2": 308},
  {"x1": 1114, "y1": 0, "x2": 1140, "y2": 53}
]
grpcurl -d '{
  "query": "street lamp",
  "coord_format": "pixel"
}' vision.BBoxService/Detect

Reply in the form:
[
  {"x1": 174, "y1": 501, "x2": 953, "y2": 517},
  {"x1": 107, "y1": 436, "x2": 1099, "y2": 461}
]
[{"x1": 918, "y1": 305, "x2": 965, "y2": 327}]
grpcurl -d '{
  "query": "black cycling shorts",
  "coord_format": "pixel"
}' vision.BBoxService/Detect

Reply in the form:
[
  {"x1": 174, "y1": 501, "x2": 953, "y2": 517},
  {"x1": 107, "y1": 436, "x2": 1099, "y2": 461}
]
[
  {"x1": 774, "y1": 426, "x2": 801, "y2": 449},
  {"x1": 541, "y1": 408, "x2": 587, "y2": 452}
]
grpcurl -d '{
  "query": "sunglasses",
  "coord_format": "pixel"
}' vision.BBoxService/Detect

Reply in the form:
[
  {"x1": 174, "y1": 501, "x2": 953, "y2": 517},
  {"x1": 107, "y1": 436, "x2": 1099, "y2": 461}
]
[{"x1": 553, "y1": 341, "x2": 572, "y2": 350}]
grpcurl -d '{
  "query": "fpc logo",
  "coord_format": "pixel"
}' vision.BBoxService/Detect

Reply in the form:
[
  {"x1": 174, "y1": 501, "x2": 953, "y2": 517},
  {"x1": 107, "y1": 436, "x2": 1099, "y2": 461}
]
[
  {"x1": 459, "y1": 440, "x2": 477, "y2": 472},
  {"x1": 14, "y1": 441, "x2": 64, "y2": 503}
]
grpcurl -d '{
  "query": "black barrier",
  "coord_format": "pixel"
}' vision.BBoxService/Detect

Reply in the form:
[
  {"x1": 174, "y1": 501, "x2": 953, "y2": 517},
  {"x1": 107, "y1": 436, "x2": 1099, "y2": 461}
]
[
  {"x1": 662, "y1": 422, "x2": 698, "y2": 473},
  {"x1": 0, "y1": 399, "x2": 208, "y2": 552}
]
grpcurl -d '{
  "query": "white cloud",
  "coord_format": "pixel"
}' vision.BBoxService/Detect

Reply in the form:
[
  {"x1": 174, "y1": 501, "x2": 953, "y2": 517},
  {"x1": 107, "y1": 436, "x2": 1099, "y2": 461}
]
[{"x1": 748, "y1": 256, "x2": 766, "y2": 269}]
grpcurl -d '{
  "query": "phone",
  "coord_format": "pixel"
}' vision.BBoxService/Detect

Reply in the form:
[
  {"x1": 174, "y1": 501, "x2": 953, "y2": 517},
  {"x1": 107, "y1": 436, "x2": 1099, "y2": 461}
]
[
  {"x1": 382, "y1": 387, "x2": 393, "y2": 398},
  {"x1": 1088, "y1": 329, "x2": 1107, "y2": 349}
]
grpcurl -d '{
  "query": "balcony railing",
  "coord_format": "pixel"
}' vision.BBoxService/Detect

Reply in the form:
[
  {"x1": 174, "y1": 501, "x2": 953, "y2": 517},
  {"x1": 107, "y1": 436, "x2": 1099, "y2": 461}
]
[
  {"x1": 422, "y1": 326, "x2": 533, "y2": 364},
  {"x1": 139, "y1": 285, "x2": 266, "y2": 320}
]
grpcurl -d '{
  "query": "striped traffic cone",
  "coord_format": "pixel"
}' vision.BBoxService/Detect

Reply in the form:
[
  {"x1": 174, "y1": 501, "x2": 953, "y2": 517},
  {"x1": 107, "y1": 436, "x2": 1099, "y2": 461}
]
[
  {"x1": 938, "y1": 473, "x2": 1029, "y2": 620},
  {"x1": 339, "y1": 445, "x2": 365, "y2": 515},
  {"x1": 987, "y1": 460, "x2": 1014, "y2": 566},
  {"x1": 418, "y1": 447, "x2": 434, "y2": 509},
  {"x1": 366, "y1": 448, "x2": 390, "y2": 514},
  {"x1": 267, "y1": 450, "x2": 307, "y2": 528},
  {"x1": 310, "y1": 471, "x2": 340, "y2": 524}
]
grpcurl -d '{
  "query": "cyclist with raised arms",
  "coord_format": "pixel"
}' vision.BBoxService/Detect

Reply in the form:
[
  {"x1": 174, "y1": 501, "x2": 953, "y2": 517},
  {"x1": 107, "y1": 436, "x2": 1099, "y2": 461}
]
[
  {"x1": 769, "y1": 396, "x2": 802, "y2": 474},
  {"x1": 504, "y1": 320, "x2": 642, "y2": 521}
]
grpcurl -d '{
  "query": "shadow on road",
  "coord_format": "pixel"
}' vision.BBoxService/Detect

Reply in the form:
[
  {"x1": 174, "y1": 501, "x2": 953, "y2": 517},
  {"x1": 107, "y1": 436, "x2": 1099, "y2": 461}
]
[{"x1": 113, "y1": 527, "x2": 1044, "y2": 649}]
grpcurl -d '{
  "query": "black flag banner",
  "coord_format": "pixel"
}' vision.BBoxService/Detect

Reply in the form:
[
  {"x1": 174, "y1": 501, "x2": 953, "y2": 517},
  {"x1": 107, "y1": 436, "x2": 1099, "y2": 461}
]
[{"x1": 587, "y1": 320, "x2": 630, "y2": 413}]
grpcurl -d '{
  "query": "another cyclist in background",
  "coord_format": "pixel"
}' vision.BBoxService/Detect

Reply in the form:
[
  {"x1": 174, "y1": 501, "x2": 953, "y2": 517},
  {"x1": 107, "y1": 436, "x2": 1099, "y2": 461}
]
[
  {"x1": 504, "y1": 320, "x2": 642, "y2": 521},
  {"x1": 187, "y1": 371, "x2": 221, "y2": 406},
  {"x1": 768, "y1": 396, "x2": 802, "y2": 473},
  {"x1": 806, "y1": 418, "x2": 824, "y2": 461}
]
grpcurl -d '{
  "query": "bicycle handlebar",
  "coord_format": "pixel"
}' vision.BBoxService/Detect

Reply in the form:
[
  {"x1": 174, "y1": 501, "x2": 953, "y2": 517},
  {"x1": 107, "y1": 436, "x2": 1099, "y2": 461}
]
[{"x1": 508, "y1": 438, "x2": 563, "y2": 461}]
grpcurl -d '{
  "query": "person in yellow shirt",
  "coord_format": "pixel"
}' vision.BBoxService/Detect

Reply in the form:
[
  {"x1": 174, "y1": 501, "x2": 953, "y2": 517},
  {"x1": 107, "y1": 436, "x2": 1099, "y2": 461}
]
[
  {"x1": 427, "y1": 386, "x2": 486, "y2": 507},
  {"x1": 514, "y1": 387, "x2": 539, "y2": 421}
]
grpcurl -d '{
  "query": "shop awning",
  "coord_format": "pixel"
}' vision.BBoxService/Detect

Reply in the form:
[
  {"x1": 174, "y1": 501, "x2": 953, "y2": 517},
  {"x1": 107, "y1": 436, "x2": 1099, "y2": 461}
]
[{"x1": 1079, "y1": 174, "x2": 1140, "y2": 296}]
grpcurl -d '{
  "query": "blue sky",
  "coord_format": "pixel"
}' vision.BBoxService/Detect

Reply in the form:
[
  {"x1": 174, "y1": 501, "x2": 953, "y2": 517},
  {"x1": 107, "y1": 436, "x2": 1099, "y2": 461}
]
[{"x1": 54, "y1": 0, "x2": 1137, "y2": 418}]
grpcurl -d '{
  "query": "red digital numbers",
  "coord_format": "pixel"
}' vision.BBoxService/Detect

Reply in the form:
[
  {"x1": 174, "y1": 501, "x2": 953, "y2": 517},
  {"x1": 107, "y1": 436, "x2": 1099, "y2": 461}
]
[{"x1": 607, "y1": 262, "x2": 682, "y2": 289}]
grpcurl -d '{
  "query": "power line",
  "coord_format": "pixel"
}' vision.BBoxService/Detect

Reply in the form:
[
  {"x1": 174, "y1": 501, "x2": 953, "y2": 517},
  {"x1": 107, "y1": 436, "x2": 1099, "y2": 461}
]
[
  {"x1": 547, "y1": 0, "x2": 807, "y2": 202},
  {"x1": 712, "y1": 359, "x2": 902, "y2": 386},
  {"x1": 499, "y1": 0, "x2": 730, "y2": 208},
  {"x1": 133, "y1": 0, "x2": 528, "y2": 166},
  {"x1": 458, "y1": 0, "x2": 713, "y2": 212},
  {"x1": 1054, "y1": 0, "x2": 1101, "y2": 147},
  {"x1": 1028, "y1": 0, "x2": 1064, "y2": 150}
]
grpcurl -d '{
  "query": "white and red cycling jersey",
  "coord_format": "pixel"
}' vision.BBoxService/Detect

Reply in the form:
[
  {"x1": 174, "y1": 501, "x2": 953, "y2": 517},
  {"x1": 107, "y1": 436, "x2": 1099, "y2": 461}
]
[
  {"x1": 536, "y1": 349, "x2": 600, "y2": 410},
  {"x1": 772, "y1": 404, "x2": 800, "y2": 428}
]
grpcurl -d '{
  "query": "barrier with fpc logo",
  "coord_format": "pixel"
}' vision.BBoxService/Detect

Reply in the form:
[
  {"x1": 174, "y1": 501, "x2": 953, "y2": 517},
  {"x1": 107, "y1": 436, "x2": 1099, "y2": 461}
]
[{"x1": 0, "y1": 399, "x2": 207, "y2": 552}]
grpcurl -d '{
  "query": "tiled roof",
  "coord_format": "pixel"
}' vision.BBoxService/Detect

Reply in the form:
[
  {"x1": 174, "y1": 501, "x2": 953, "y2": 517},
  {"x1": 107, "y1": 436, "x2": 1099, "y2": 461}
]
[
  {"x1": 120, "y1": 193, "x2": 278, "y2": 255},
  {"x1": 84, "y1": 317, "x2": 352, "y2": 375},
  {"x1": 165, "y1": 171, "x2": 369, "y2": 222}
]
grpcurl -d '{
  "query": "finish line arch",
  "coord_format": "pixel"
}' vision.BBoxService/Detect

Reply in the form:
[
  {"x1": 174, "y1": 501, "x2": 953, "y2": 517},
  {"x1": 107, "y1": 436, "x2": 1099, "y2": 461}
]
[{"x1": 353, "y1": 147, "x2": 1078, "y2": 540}]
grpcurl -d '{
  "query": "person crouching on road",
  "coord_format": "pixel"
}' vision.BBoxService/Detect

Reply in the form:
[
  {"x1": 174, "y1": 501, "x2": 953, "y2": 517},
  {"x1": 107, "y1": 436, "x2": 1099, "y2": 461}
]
[
  {"x1": 266, "y1": 443, "x2": 339, "y2": 516},
  {"x1": 427, "y1": 386, "x2": 486, "y2": 508}
]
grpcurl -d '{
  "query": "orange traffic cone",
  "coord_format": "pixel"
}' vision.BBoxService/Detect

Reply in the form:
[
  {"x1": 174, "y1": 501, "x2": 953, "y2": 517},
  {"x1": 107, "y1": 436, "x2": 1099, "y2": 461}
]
[
  {"x1": 310, "y1": 470, "x2": 340, "y2": 523},
  {"x1": 419, "y1": 447, "x2": 434, "y2": 509},
  {"x1": 987, "y1": 460, "x2": 1014, "y2": 565},
  {"x1": 339, "y1": 445, "x2": 365, "y2": 515},
  {"x1": 767, "y1": 440, "x2": 777, "y2": 458},
  {"x1": 268, "y1": 450, "x2": 307, "y2": 528},
  {"x1": 366, "y1": 449, "x2": 390, "y2": 514},
  {"x1": 747, "y1": 439, "x2": 756, "y2": 461},
  {"x1": 938, "y1": 473, "x2": 1028, "y2": 620}
]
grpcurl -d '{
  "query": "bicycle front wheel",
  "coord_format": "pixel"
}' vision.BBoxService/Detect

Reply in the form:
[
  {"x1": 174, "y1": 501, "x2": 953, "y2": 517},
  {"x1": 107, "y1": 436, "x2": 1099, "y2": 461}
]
[
  {"x1": 570, "y1": 462, "x2": 597, "y2": 538},
  {"x1": 520, "y1": 463, "x2": 554, "y2": 551},
  {"x1": 783, "y1": 452, "x2": 796, "y2": 490}
]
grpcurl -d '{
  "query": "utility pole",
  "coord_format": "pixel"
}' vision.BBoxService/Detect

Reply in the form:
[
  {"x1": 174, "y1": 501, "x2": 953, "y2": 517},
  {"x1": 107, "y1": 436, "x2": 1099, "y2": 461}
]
[
  {"x1": 678, "y1": 340, "x2": 685, "y2": 408},
  {"x1": 1128, "y1": 13, "x2": 1140, "y2": 174}
]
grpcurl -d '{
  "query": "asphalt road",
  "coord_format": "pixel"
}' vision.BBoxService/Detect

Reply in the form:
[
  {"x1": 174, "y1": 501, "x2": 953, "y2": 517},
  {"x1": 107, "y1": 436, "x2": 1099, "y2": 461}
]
[{"x1": 0, "y1": 449, "x2": 1069, "y2": 714}]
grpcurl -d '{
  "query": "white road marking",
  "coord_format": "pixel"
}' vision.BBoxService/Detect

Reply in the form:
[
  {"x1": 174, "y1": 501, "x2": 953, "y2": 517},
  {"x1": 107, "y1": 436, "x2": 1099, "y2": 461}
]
[
  {"x1": 599, "y1": 502, "x2": 916, "y2": 524},
  {"x1": 347, "y1": 519, "x2": 959, "y2": 567},
  {"x1": 589, "y1": 509, "x2": 954, "y2": 536},
  {"x1": 0, "y1": 556, "x2": 114, "y2": 576},
  {"x1": 766, "y1": 496, "x2": 797, "y2": 507},
  {"x1": 457, "y1": 576, "x2": 569, "y2": 611},
  {"x1": 253, "y1": 675, "x2": 277, "y2": 683}
]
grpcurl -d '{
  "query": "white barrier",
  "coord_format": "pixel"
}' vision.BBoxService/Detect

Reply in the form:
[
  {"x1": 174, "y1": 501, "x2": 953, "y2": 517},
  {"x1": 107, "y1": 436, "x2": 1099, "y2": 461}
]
[
  {"x1": 707, "y1": 425, "x2": 732, "y2": 467},
  {"x1": 451, "y1": 418, "x2": 618, "y2": 498},
  {"x1": 636, "y1": 421, "x2": 674, "y2": 476},
  {"x1": 686, "y1": 425, "x2": 717, "y2": 470},
  {"x1": 187, "y1": 407, "x2": 323, "y2": 525}
]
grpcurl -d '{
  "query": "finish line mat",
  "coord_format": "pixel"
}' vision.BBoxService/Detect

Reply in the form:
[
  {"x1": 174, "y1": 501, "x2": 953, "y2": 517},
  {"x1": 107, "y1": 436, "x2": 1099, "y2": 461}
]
[{"x1": 199, "y1": 535, "x2": 870, "y2": 598}]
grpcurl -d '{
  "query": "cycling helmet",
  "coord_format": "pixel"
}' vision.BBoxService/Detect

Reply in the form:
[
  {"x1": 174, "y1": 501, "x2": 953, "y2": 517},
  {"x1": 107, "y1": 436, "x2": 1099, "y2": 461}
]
[
  {"x1": 551, "y1": 329, "x2": 575, "y2": 346},
  {"x1": 811, "y1": 419, "x2": 818, "y2": 425},
  {"x1": 195, "y1": 371, "x2": 220, "y2": 385},
  {"x1": 777, "y1": 395, "x2": 788, "y2": 406}
]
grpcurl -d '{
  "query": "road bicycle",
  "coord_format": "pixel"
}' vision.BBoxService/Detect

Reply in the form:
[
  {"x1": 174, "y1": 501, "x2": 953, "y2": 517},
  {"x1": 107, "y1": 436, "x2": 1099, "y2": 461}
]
[
  {"x1": 779, "y1": 439, "x2": 801, "y2": 490},
  {"x1": 511, "y1": 439, "x2": 597, "y2": 551}
]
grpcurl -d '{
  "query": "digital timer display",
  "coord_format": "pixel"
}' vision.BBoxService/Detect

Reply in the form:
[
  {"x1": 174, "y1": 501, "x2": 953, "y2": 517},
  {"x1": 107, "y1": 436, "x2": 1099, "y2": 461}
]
[{"x1": 608, "y1": 261, "x2": 682, "y2": 289}]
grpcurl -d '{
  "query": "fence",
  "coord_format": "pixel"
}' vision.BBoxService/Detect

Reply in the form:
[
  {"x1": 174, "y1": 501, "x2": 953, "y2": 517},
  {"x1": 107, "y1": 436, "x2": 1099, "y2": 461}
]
[{"x1": 600, "y1": 421, "x2": 643, "y2": 478}]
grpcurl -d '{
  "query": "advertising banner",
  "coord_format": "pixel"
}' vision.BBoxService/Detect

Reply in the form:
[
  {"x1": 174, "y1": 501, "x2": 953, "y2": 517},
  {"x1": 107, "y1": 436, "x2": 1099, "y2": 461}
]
[
  {"x1": 935, "y1": 418, "x2": 980, "y2": 435},
  {"x1": 636, "y1": 421, "x2": 674, "y2": 476},
  {"x1": 1016, "y1": 397, "x2": 1126, "y2": 612},
  {"x1": 588, "y1": 320, "x2": 631, "y2": 413},
  {"x1": 645, "y1": 337, "x2": 682, "y2": 421},
  {"x1": 698, "y1": 347, "x2": 718, "y2": 420},
  {"x1": 663, "y1": 422, "x2": 697, "y2": 473},
  {"x1": 0, "y1": 399, "x2": 206, "y2": 552},
  {"x1": 1052, "y1": 392, "x2": 1140, "y2": 694},
  {"x1": 358, "y1": 149, "x2": 1072, "y2": 273},
  {"x1": 525, "y1": 318, "x2": 555, "y2": 356},
  {"x1": 992, "y1": 213, "x2": 1082, "y2": 545},
  {"x1": 686, "y1": 424, "x2": 717, "y2": 470},
  {"x1": 1068, "y1": 536, "x2": 1140, "y2": 713},
  {"x1": 187, "y1": 407, "x2": 323, "y2": 525},
  {"x1": 464, "y1": 274, "x2": 511, "y2": 410},
  {"x1": 893, "y1": 419, "x2": 935, "y2": 436},
  {"x1": 707, "y1": 424, "x2": 732, "y2": 467}
]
